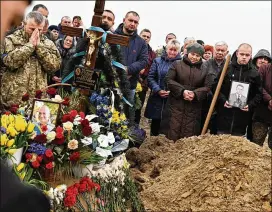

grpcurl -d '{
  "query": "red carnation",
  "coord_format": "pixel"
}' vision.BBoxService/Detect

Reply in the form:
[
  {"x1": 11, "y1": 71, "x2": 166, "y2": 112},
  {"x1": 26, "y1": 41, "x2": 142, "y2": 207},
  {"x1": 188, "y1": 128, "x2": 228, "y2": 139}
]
[
  {"x1": 10, "y1": 107, "x2": 18, "y2": 114},
  {"x1": 35, "y1": 90, "x2": 43, "y2": 99},
  {"x1": 69, "y1": 152, "x2": 80, "y2": 162},
  {"x1": 34, "y1": 134, "x2": 47, "y2": 143},
  {"x1": 79, "y1": 112, "x2": 85, "y2": 119},
  {"x1": 22, "y1": 93, "x2": 30, "y2": 102},
  {"x1": 62, "y1": 97, "x2": 70, "y2": 106},
  {"x1": 10, "y1": 104, "x2": 19, "y2": 108},
  {"x1": 74, "y1": 183, "x2": 80, "y2": 189},
  {"x1": 25, "y1": 153, "x2": 32, "y2": 161},
  {"x1": 41, "y1": 125, "x2": 48, "y2": 132},
  {"x1": 45, "y1": 149, "x2": 53, "y2": 158},
  {"x1": 79, "y1": 182, "x2": 88, "y2": 193},
  {"x1": 31, "y1": 161, "x2": 40, "y2": 169},
  {"x1": 4, "y1": 111, "x2": 11, "y2": 115},
  {"x1": 46, "y1": 87, "x2": 57, "y2": 97},
  {"x1": 62, "y1": 114, "x2": 73, "y2": 123},
  {"x1": 64, "y1": 194, "x2": 77, "y2": 207},
  {"x1": 45, "y1": 162, "x2": 54, "y2": 169},
  {"x1": 55, "y1": 126, "x2": 64, "y2": 139},
  {"x1": 37, "y1": 155, "x2": 43, "y2": 163},
  {"x1": 69, "y1": 110, "x2": 78, "y2": 119},
  {"x1": 82, "y1": 126, "x2": 92, "y2": 137},
  {"x1": 53, "y1": 137, "x2": 65, "y2": 145},
  {"x1": 93, "y1": 183, "x2": 101, "y2": 192},
  {"x1": 80, "y1": 119, "x2": 89, "y2": 127}
]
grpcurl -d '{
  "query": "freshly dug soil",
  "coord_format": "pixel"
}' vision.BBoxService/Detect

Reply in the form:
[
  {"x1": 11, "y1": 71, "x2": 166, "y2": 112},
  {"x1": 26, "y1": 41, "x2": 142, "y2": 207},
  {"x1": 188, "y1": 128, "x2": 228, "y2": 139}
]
[{"x1": 127, "y1": 134, "x2": 272, "y2": 212}]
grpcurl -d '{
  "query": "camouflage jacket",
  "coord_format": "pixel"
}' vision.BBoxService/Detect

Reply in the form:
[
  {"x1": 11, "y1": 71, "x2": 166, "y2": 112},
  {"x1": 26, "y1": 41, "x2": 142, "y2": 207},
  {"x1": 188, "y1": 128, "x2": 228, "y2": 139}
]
[
  {"x1": 155, "y1": 46, "x2": 166, "y2": 57},
  {"x1": 1, "y1": 29, "x2": 61, "y2": 106}
]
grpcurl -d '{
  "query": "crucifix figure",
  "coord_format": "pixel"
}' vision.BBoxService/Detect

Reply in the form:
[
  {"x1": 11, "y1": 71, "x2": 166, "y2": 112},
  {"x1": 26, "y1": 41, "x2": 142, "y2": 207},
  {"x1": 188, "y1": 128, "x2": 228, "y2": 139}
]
[{"x1": 61, "y1": 0, "x2": 129, "y2": 70}]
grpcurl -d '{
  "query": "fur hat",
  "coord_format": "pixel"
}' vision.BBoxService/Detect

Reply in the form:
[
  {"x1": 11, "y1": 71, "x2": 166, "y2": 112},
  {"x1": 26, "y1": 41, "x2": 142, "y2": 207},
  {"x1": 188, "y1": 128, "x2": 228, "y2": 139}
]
[
  {"x1": 204, "y1": 45, "x2": 214, "y2": 53},
  {"x1": 187, "y1": 43, "x2": 205, "y2": 56},
  {"x1": 197, "y1": 40, "x2": 205, "y2": 46},
  {"x1": 48, "y1": 25, "x2": 59, "y2": 32}
]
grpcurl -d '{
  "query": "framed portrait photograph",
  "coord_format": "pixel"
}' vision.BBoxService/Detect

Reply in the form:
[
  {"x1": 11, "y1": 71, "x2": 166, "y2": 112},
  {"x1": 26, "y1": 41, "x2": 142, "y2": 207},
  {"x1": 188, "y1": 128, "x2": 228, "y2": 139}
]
[
  {"x1": 29, "y1": 99, "x2": 61, "y2": 135},
  {"x1": 228, "y1": 81, "x2": 250, "y2": 109}
]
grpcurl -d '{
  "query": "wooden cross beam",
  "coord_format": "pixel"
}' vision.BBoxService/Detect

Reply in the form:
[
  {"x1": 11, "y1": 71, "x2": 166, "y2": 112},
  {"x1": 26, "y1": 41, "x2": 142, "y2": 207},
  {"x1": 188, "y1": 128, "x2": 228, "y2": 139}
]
[{"x1": 61, "y1": 0, "x2": 129, "y2": 70}]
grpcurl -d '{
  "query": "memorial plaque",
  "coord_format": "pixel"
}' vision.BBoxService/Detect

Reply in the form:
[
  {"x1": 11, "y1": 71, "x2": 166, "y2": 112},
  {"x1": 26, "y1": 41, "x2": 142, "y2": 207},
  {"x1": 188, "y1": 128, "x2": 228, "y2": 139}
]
[{"x1": 73, "y1": 66, "x2": 100, "y2": 91}]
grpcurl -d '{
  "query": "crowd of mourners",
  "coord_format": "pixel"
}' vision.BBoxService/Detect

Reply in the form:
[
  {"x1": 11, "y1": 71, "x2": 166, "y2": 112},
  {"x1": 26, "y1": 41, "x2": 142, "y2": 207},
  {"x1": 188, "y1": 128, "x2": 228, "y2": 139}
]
[{"x1": 1, "y1": 4, "x2": 271, "y2": 149}]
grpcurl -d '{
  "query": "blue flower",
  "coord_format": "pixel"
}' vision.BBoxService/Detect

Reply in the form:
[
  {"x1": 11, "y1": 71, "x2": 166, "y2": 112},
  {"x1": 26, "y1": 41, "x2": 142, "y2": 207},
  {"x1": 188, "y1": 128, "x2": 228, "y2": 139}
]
[
  {"x1": 102, "y1": 97, "x2": 110, "y2": 105},
  {"x1": 27, "y1": 143, "x2": 47, "y2": 155},
  {"x1": 0, "y1": 127, "x2": 6, "y2": 134},
  {"x1": 96, "y1": 96, "x2": 103, "y2": 104},
  {"x1": 89, "y1": 92, "x2": 99, "y2": 103},
  {"x1": 102, "y1": 105, "x2": 108, "y2": 113}
]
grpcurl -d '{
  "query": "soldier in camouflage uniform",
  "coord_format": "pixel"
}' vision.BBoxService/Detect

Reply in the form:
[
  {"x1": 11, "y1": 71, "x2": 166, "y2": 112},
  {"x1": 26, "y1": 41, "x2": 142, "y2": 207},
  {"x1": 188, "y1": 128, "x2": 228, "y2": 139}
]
[
  {"x1": 1, "y1": 11, "x2": 61, "y2": 106},
  {"x1": 155, "y1": 33, "x2": 176, "y2": 57}
]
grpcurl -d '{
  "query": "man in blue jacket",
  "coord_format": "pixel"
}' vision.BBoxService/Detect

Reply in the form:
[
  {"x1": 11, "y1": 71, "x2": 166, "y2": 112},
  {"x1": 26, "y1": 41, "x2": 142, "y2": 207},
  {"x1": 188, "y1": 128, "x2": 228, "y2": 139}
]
[{"x1": 115, "y1": 11, "x2": 148, "y2": 126}]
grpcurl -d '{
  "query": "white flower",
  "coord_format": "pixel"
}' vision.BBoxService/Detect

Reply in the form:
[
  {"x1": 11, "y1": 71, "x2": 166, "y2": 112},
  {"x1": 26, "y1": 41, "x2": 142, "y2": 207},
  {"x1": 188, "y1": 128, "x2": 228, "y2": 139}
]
[
  {"x1": 96, "y1": 147, "x2": 112, "y2": 158},
  {"x1": 55, "y1": 197, "x2": 60, "y2": 205},
  {"x1": 97, "y1": 134, "x2": 109, "y2": 148},
  {"x1": 46, "y1": 188, "x2": 54, "y2": 200},
  {"x1": 73, "y1": 116, "x2": 82, "y2": 126},
  {"x1": 81, "y1": 137, "x2": 92, "y2": 146},
  {"x1": 46, "y1": 131, "x2": 56, "y2": 143},
  {"x1": 85, "y1": 114, "x2": 98, "y2": 121},
  {"x1": 63, "y1": 121, "x2": 73, "y2": 131},
  {"x1": 90, "y1": 122, "x2": 101, "y2": 133},
  {"x1": 68, "y1": 139, "x2": 78, "y2": 150},
  {"x1": 113, "y1": 187, "x2": 118, "y2": 192},
  {"x1": 51, "y1": 95, "x2": 63, "y2": 102},
  {"x1": 107, "y1": 132, "x2": 115, "y2": 144}
]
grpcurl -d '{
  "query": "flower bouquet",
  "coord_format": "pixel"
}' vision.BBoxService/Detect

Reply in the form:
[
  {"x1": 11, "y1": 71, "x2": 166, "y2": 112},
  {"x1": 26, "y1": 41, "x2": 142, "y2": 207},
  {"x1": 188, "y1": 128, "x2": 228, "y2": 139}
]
[{"x1": 0, "y1": 113, "x2": 35, "y2": 167}]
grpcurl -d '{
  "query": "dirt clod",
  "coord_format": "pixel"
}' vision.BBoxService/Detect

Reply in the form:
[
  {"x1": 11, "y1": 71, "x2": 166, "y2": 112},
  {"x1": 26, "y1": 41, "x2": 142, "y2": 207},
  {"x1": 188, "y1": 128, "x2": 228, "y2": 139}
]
[{"x1": 130, "y1": 134, "x2": 272, "y2": 212}]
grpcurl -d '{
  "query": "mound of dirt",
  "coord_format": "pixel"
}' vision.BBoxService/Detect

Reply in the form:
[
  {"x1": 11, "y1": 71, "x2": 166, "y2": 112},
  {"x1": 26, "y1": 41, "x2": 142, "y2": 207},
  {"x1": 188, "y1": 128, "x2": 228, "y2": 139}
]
[{"x1": 127, "y1": 134, "x2": 272, "y2": 212}]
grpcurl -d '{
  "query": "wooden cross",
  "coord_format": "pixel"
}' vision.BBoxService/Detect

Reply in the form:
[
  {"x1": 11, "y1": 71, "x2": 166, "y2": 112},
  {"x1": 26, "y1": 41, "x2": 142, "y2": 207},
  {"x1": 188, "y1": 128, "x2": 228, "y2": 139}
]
[{"x1": 61, "y1": 0, "x2": 129, "y2": 70}]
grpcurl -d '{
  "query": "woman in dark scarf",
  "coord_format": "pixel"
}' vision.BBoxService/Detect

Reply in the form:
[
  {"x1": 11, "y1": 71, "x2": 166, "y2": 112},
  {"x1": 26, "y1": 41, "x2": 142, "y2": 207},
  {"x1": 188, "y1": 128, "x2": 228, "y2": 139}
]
[
  {"x1": 49, "y1": 35, "x2": 76, "y2": 85},
  {"x1": 161, "y1": 43, "x2": 213, "y2": 141}
]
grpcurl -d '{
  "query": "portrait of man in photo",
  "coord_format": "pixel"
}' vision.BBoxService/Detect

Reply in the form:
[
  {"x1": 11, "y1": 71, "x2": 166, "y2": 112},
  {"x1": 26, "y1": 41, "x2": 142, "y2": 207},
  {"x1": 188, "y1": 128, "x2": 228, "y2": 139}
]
[
  {"x1": 229, "y1": 82, "x2": 249, "y2": 109},
  {"x1": 30, "y1": 100, "x2": 60, "y2": 135}
]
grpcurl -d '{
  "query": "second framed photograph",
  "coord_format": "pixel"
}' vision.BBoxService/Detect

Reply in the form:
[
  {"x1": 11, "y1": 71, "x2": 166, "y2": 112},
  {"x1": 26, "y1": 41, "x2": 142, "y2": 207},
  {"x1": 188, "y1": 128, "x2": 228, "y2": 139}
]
[
  {"x1": 228, "y1": 81, "x2": 250, "y2": 109},
  {"x1": 29, "y1": 99, "x2": 61, "y2": 134}
]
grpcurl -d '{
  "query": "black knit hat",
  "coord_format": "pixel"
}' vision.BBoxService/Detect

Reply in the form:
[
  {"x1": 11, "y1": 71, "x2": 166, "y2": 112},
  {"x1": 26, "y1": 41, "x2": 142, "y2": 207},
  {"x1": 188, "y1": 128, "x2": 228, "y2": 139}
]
[
  {"x1": 187, "y1": 43, "x2": 205, "y2": 56},
  {"x1": 48, "y1": 25, "x2": 59, "y2": 31}
]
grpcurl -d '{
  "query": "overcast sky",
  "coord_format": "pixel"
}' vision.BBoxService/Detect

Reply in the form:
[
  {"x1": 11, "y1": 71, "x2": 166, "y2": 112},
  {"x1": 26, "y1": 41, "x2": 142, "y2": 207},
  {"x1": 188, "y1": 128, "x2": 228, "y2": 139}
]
[{"x1": 26, "y1": 1, "x2": 271, "y2": 56}]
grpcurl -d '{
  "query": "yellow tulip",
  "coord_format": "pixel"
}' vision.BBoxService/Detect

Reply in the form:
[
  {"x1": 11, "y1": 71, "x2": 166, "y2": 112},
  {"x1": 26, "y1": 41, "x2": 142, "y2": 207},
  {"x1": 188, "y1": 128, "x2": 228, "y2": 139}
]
[
  {"x1": 7, "y1": 139, "x2": 15, "y2": 147},
  {"x1": 15, "y1": 117, "x2": 27, "y2": 132},
  {"x1": 16, "y1": 163, "x2": 25, "y2": 172},
  {"x1": 0, "y1": 134, "x2": 8, "y2": 146},
  {"x1": 5, "y1": 148, "x2": 18, "y2": 155},
  {"x1": 119, "y1": 113, "x2": 126, "y2": 121},
  {"x1": 19, "y1": 172, "x2": 26, "y2": 180},
  {"x1": 27, "y1": 123, "x2": 35, "y2": 133},
  {"x1": 1, "y1": 114, "x2": 9, "y2": 125},
  {"x1": 8, "y1": 115, "x2": 15, "y2": 125},
  {"x1": 7, "y1": 126, "x2": 18, "y2": 137},
  {"x1": 136, "y1": 82, "x2": 143, "y2": 93},
  {"x1": 122, "y1": 125, "x2": 128, "y2": 130}
]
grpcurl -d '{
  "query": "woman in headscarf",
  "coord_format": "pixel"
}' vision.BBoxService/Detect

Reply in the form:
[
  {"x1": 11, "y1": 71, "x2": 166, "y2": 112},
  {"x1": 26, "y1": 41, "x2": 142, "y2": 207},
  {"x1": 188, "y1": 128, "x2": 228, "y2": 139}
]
[
  {"x1": 162, "y1": 43, "x2": 213, "y2": 141},
  {"x1": 49, "y1": 35, "x2": 76, "y2": 85},
  {"x1": 144, "y1": 39, "x2": 181, "y2": 136}
]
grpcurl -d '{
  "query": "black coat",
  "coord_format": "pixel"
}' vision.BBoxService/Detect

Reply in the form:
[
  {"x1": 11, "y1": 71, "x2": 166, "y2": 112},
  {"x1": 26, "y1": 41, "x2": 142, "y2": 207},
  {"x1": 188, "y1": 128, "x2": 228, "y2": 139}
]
[
  {"x1": 1, "y1": 162, "x2": 50, "y2": 212},
  {"x1": 213, "y1": 53, "x2": 262, "y2": 135},
  {"x1": 115, "y1": 24, "x2": 148, "y2": 89}
]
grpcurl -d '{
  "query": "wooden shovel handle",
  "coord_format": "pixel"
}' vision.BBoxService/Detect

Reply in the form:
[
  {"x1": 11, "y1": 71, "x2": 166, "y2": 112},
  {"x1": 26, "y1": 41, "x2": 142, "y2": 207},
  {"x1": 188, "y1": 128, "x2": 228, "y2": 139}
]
[{"x1": 201, "y1": 54, "x2": 231, "y2": 135}]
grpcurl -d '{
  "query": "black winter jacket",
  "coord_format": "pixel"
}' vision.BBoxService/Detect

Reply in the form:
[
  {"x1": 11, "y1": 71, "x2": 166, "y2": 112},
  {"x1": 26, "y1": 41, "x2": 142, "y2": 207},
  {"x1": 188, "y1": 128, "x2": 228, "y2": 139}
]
[{"x1": 213, "y1": 52, "x2": 262, "y2": 135}]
